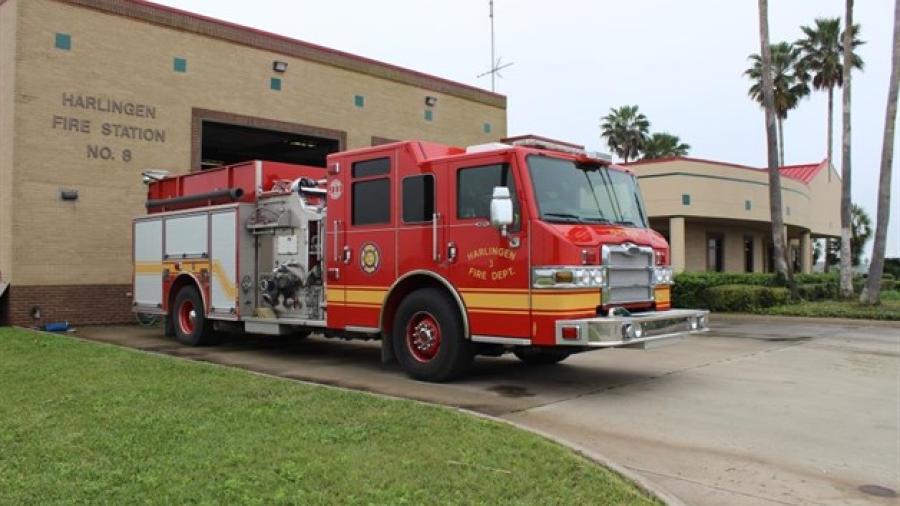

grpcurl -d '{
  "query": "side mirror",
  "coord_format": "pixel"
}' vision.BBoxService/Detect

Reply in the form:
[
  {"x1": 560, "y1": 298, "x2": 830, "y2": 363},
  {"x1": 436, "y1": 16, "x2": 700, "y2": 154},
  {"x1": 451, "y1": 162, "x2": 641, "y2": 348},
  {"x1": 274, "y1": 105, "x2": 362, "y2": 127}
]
[{"x1": 490, "y1": 186, "x2": 514, "y2": 235}]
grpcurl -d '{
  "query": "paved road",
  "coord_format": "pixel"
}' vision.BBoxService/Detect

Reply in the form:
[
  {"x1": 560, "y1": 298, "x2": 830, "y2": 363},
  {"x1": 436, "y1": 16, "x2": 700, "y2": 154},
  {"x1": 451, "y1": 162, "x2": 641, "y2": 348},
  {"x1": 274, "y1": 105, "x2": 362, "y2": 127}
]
[{"x1": 74, "y1": 315, "x2": 900, "y2": 505}]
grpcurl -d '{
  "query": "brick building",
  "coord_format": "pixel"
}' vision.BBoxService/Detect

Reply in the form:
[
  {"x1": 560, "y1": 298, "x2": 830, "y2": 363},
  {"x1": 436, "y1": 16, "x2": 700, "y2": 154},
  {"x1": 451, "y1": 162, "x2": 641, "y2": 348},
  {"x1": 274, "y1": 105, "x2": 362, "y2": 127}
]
[{"x1": 0, "y1": 0, "x2": 507, "y2": 325}]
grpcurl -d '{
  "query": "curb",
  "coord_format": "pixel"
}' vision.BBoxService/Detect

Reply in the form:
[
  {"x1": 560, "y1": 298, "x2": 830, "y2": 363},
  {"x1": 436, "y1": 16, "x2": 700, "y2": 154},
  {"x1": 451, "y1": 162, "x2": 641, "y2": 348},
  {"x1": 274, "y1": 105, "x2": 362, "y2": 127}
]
[
  {"x1": 460, "y1": 408, "x2": 686, "y2": 506},
  {"x1": 37, "y1": 326, "x2": 683, "y2": 505}
]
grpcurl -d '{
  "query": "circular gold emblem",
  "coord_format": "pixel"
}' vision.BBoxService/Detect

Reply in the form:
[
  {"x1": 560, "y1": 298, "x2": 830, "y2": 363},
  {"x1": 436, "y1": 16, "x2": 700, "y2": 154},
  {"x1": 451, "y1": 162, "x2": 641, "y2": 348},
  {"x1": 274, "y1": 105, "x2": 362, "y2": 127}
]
[{"x1": 360, "y1": 242, "x2": 381, "y2": 274}]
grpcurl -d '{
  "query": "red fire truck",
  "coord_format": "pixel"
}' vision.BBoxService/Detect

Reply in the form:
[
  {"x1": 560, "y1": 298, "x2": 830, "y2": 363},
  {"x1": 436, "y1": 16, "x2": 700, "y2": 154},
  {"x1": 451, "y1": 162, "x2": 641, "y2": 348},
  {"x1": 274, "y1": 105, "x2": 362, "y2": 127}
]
[{"x1": 133, "y1": 137, "x2": 708, "y2": 381}]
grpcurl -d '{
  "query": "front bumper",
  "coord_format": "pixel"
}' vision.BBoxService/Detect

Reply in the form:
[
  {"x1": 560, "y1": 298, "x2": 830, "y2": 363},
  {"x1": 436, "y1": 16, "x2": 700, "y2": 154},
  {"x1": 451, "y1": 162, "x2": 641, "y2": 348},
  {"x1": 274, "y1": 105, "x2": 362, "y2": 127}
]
[{"x1": 554, "y1": 309, "x2": 710, "y2": 348}]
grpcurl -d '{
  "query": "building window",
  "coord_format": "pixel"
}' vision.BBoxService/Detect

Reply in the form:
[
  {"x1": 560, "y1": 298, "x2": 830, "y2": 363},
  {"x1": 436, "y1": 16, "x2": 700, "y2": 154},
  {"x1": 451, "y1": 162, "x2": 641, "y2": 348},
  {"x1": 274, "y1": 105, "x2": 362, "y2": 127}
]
[
  {"x1": 55, "y1": 33, "x2": 71, "y2": 50},
  {"x1": 483, "y1": 122, "x2": 492, "y2": 134},
  {"x1": 424, "y1": 110, "x2": 433, "y2": 122},
  {"x1": 707, "y1": 233, "x2": 724, "y2": 272},
  {"x1": 270, "y1": 77, "x2": 282, "y2": 91},
  {"x1": 682, "y1": 194, "x2": 691, "y2": 206},
  {"x1": 744, "y1": 236, "x2": 754, "y2": 272},
  {"x1": 745, "y1": 200, "x2": 751, "y2": 211},
  {"x1": 402, "y1": 175, "x2": 435, "y2": 223},
  {"x1": 173, "y1": 57, "x2": 187, "y2": 73},
  {"x1": 354, "y1": 95, "x2": 365, "y2": 108}
]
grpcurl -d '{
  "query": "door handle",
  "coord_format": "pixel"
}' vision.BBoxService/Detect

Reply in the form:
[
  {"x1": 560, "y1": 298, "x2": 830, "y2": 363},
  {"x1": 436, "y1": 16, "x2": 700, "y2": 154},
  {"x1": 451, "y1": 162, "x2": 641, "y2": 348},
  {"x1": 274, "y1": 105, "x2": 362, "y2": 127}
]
[
  {"x1": 342, "y1": 245, "x2": 352, "y2": 264},
  {"x1": 447, "y1": 242, "x2": 458, "y2": 263},
  {"x1": 432, "y1": 212, "x2": 441, "y2": 262}
]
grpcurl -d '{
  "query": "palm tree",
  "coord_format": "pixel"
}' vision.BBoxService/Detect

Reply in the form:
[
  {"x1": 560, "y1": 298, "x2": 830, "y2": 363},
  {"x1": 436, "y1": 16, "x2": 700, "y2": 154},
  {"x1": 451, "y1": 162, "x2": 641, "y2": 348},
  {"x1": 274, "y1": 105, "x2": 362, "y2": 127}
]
[
  {"x1": 757, "y1": 0, "x2": 796, "y2": 296},
  {"x1": 839, "y1": 1, "x2": 859, "y2": 297},
  {"x1": 745, "y1": 42, "x2": 810, "y2": 166},
  {"x1": 600, "y1": 105, "x2": 650, "y2": 163},
  {"x1": 796, "y1": 17, "x2": 864, "y2": 167},
  {"x1": 862, "y1": 0, "x2": 899, "y2": 304},
  {"x1": 827, "y1": 204, "x2": 873, "y2": 266},
  {"x1": 641, "y1": 133, "x2": 690, "y2": 160},
  {"x1": 797, "y1": 17, "x2": 864, "y2": 297}
]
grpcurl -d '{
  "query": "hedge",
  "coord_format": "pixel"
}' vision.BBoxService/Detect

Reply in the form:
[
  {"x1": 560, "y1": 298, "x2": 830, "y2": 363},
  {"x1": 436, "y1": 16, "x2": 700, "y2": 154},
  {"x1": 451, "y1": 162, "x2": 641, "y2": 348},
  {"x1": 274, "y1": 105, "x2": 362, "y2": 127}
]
[{"x1": 702, "y1": 284, "x2": 791, "y2": 312}]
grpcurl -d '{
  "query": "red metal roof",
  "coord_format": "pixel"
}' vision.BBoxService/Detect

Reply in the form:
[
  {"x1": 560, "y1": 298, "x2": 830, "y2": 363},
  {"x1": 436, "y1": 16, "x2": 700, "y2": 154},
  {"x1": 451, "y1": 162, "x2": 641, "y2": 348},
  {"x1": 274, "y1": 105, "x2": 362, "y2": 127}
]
[
  {"x1": 778, "y1": 160, "x2": 829, "y2": 184},
  {"x1": 625, "y1": 156, "x2": 831, "y2": 185}
]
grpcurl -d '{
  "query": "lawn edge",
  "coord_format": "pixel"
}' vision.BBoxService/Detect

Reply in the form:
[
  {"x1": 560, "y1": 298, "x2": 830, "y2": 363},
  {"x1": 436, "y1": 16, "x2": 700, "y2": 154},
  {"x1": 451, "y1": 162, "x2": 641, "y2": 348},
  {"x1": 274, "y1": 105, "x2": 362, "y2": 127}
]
[
  {"x1": 710, "y1": 312, "x2": 900, "y2": 327},
  {"x1": 15, "y1": 326, "x2": 682, "y2": 506}
]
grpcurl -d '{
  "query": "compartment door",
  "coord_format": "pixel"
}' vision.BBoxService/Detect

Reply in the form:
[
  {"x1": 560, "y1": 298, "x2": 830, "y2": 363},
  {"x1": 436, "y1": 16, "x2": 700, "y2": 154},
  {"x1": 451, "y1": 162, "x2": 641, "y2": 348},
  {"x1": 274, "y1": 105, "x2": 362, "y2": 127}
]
[
  {"x1": 210, "y1": 210, "x2": 238, "y2": 315},
  {"x1": 134, "y1": 219, "x2": 163, "y2": 310}
]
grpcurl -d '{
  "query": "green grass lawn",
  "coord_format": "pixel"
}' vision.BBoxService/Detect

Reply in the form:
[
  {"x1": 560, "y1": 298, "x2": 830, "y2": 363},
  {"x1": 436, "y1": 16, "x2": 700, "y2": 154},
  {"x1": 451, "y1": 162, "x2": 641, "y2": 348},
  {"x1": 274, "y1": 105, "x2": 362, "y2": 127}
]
[
  {"x1": 754, "y1": 294, "x2": 900, "y2": 321},
  {"x1": 0, "y1": 328, "x2": 656, "y2": 505}
]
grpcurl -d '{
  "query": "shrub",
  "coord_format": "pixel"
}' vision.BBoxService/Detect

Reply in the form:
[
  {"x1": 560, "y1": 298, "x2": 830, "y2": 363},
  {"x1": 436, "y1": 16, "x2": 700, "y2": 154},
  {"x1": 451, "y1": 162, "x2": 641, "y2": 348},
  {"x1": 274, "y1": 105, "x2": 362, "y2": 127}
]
[
  {"x1": 702, "y1": 284, "x2": 791, "y2": 312},
  {"x1": 797, "y1": 283, "x2": 830, "y2": 301}
]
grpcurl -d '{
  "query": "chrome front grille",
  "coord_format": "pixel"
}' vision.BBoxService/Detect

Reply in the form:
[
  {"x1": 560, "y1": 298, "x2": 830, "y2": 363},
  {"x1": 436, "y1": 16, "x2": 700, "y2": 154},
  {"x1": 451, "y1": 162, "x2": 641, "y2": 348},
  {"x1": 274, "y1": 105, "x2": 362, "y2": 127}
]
[{"x1": 603, "y1": 244, "x2": 654, "y2": 304}]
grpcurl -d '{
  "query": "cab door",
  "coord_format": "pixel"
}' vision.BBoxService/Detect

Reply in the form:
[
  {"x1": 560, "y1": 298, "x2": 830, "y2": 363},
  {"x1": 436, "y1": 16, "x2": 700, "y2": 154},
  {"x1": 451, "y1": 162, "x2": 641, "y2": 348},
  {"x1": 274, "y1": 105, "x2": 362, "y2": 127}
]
[
  {"x1": 444, "y1": 154, "x2": 531, "y2": 339},
  {"x1": 332, "y1": 153, "x2": 397, "y2": 331}
]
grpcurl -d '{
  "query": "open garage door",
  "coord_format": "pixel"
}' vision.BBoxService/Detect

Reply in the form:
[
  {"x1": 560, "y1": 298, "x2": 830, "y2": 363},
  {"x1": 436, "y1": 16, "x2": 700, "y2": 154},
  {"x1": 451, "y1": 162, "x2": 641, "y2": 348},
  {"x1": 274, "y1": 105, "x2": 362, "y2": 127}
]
[{"x1": 200, "y1": 121, "x2": 341, "y2": 169}]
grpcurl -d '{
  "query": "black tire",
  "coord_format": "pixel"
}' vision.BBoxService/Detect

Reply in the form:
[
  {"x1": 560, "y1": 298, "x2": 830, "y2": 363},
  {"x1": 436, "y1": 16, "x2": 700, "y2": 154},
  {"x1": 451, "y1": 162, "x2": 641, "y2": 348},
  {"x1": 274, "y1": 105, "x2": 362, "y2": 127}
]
[
  {"x1": 171, "y1": 285, "x2": 213, "y2": 346},
  {"x1": 513, "y1": 347, "x2": 571, "y2": 366},
  {"x1": 392, "y1": 288, "x2": 474, "y2": 382}
]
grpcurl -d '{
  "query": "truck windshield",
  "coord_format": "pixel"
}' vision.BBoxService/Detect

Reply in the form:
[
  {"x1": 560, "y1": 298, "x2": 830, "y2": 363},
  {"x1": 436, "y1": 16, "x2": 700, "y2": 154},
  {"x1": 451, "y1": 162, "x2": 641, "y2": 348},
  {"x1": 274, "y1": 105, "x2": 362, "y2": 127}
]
[{"x1": 526, "y1": 155, "x2": 649, "y2": 228}]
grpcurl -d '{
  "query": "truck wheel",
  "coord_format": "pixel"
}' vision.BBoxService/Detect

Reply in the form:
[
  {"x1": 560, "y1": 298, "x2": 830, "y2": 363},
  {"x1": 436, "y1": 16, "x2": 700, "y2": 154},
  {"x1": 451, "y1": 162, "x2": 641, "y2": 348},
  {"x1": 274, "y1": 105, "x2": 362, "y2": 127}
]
[
  {"x1": 172, "y1": 285, "x2": 213, "y2": 346},
  {"x1": 513, "y1": 347, "x2": 571, "y2": 366},
  {"x1": 393, "y1": 288, "x2": 474, "y2": 382}
]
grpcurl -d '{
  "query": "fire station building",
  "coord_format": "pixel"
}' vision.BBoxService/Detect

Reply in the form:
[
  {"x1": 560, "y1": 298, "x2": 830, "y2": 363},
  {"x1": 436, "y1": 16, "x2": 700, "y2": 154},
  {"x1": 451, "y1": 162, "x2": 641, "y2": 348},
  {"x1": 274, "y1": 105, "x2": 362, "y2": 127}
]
[
  {"x1": 0, "y1": 0, "x2": 506, "y2": 325},
  {"x1": 627, "y1": 157, "x2": 841, "y2": 274}
]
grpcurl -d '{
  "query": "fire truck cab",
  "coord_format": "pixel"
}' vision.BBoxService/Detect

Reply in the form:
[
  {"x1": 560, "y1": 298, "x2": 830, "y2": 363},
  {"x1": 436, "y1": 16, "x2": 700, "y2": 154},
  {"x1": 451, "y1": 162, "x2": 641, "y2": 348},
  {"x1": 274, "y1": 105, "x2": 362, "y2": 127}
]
[{"x1": 133, "y1": 137, "x2": 709, "y2": 381}]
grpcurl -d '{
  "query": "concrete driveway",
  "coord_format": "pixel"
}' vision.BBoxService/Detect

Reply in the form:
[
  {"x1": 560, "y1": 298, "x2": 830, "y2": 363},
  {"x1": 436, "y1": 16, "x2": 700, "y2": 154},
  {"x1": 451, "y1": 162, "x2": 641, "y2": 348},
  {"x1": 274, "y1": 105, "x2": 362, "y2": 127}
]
[{"x1": 73, "y1": 315, "x2": 899, "y2": 505}]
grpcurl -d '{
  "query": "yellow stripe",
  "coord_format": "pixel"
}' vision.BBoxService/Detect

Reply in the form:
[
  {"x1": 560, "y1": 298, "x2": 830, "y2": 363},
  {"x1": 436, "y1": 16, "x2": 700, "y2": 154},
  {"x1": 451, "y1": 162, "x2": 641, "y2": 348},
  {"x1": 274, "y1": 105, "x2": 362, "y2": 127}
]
[
  {"x1": 134, "y1": 262, "x2": 161, "y2": 274},
  {"x1": 346, "y1": 289, "x2": 387, "y2": 304},
  {"x1": 462, "y1": 292, "x2": 530, "y2": 310},
  {"x1": 460, "y1": 287, "x2": 530, "y2": 294},
  {"x1": 136, "y1": 260, "x2": 236, "y2": 300},
  {"x1": 326, "y1": 288, "x2": 345, "y2": 303},
  {"x1": 469, "y1": 308, "x2": 530, "y2": 315},
  {"x1": 532, "y1": 292, "x2": 599, "y2": 311},
  {"x1": 654, "y1": 286, "x2": 671, "y2": 303},
  {"x1": 210, "y1": 261, "x2": 237, "y2": 300}
]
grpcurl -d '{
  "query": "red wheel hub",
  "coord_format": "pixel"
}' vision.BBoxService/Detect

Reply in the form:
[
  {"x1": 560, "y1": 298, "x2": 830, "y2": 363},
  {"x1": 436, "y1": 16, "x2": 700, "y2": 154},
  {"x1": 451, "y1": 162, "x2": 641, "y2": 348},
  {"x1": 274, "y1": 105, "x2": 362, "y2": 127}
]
[
  {"x1": 406, "y1": 311, "x2": 441, "y2": 363},
  {"x1": 178, "y1": 299, "x2": 196, "y2": 335}
]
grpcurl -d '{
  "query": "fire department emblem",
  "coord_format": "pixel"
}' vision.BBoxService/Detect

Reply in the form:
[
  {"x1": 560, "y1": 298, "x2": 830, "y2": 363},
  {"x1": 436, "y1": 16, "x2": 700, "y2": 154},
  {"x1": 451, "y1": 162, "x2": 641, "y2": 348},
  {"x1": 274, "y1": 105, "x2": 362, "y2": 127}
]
[
  {"x1": 360, "y1": 242, "x2": 381, "y2": 274},
  {"x1": 329, "y1": 179, "x2": 343, "y2": 200}
]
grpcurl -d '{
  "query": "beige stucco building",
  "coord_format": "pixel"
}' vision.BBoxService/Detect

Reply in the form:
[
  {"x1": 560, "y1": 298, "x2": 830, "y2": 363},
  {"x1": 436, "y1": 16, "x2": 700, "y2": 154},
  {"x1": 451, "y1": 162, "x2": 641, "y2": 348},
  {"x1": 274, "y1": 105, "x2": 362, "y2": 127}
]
[
  {"x1": 628, "y1": 156, "x2": 841, "y2": 274},
  {"x1": 0, "y1": 0, "x2": 506, "y2": 325}
]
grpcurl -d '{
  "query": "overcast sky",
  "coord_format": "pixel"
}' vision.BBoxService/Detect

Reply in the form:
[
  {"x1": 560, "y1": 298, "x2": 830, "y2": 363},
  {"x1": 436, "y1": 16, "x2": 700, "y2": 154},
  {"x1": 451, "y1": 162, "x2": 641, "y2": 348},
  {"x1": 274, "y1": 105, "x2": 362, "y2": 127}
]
[{"x1": 156, "y1": 0, "x2": 899, "y2": 257}]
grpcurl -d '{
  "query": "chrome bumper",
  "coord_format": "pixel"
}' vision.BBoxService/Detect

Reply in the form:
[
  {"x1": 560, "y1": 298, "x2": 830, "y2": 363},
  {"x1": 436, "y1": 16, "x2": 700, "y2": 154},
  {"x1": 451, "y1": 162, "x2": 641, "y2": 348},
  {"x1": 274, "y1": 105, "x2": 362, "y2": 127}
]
[{"x1": 554, "y1": 309, "x2": 710, "y2": 348}]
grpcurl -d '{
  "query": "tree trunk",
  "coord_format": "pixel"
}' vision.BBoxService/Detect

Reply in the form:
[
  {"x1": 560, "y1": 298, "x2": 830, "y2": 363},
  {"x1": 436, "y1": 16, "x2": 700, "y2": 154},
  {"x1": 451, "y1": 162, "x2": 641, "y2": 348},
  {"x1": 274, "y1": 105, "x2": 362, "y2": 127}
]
[
  {"x1": 758, "y1": 0, "x2": 796, "y2": 296},
  {"x1": 827, "y1": 86, "x2": 834, "y2": 182},
  {"x1": 839, "y1": 0, "x2": 855, "y2": 298},
  {"x1": 777, "y1": 117, "x2": 785, "y2": 166},
  {"x1": 862, "y1": 0, "x2": 900, "y2": 304}
]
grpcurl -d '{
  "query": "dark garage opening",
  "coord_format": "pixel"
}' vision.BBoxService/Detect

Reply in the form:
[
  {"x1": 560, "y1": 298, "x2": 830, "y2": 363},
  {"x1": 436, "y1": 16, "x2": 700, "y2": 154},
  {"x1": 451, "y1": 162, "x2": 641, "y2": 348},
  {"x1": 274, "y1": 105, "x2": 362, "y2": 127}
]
[{"x1": 200, "y1": 121, "x2": 340, "y2": 169}]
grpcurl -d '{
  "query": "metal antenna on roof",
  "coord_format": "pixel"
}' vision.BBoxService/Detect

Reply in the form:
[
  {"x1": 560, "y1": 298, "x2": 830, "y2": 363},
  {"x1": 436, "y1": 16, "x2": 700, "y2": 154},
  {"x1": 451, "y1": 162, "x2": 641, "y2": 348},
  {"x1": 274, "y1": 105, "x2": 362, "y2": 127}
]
[{"x1": 477, "y1": 0, "x2": 514, "y2": 92}]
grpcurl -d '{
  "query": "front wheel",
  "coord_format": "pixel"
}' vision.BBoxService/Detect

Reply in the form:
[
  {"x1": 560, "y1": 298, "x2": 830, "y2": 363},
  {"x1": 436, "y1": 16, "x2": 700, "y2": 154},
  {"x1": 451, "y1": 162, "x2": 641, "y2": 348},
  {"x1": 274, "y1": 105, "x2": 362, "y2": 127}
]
[
  {"x1": 172, "y1": 285, "x2": 213, "y2": 346},
  {"x1": 393, "y1": 288, "x2": 474, "y2": 382},
  {"x1": 513, "y1": 347, "x2": 571, "y2": 366}
]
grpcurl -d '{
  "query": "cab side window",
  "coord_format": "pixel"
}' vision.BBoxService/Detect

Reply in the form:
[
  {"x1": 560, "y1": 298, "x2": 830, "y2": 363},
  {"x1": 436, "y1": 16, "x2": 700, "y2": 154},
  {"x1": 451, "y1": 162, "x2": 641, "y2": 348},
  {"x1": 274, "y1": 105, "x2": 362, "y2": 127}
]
[
  {"x1": 456, "y1": 163, "x2": 520, "y2": 229},
  {"x1": 351, "y1": 157, "x2": 390, "y2": 226},
  {"x1": 402, "y1": 174, "x2": 435, "y2": 223}
]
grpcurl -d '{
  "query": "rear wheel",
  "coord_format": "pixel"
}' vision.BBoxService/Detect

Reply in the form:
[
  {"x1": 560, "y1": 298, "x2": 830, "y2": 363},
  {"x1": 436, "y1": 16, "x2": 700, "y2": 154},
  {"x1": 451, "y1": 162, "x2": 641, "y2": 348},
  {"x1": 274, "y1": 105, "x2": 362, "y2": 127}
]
[
  {"x1": 393, "y1": 288, "x2": 473, "y2": 382},
  {"x1": 172, "y1": 285, "x2": 213, "y2": 346},
  {"x1": 513, "y1": 347, "x2": 571, "y2": 366}
]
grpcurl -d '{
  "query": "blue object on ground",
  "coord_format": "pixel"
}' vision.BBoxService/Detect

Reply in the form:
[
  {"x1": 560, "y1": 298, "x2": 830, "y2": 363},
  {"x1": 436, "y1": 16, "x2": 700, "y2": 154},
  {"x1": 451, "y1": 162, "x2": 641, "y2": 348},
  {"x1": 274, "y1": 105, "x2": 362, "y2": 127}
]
[{"x1": 43, "y1": 322, "x2": 70, "y2": 332}]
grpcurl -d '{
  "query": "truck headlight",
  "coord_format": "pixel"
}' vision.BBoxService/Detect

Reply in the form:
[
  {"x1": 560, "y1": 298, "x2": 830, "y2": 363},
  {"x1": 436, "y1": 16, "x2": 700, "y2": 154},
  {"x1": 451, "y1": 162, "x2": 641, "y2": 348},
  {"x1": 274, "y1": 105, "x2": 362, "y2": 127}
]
[
  {"x1": 533, "y1": 266, "x2": 607, "y2": 289},
  {"x1": 653, "y1": 266, "x2": 673, "y2": 285}
]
